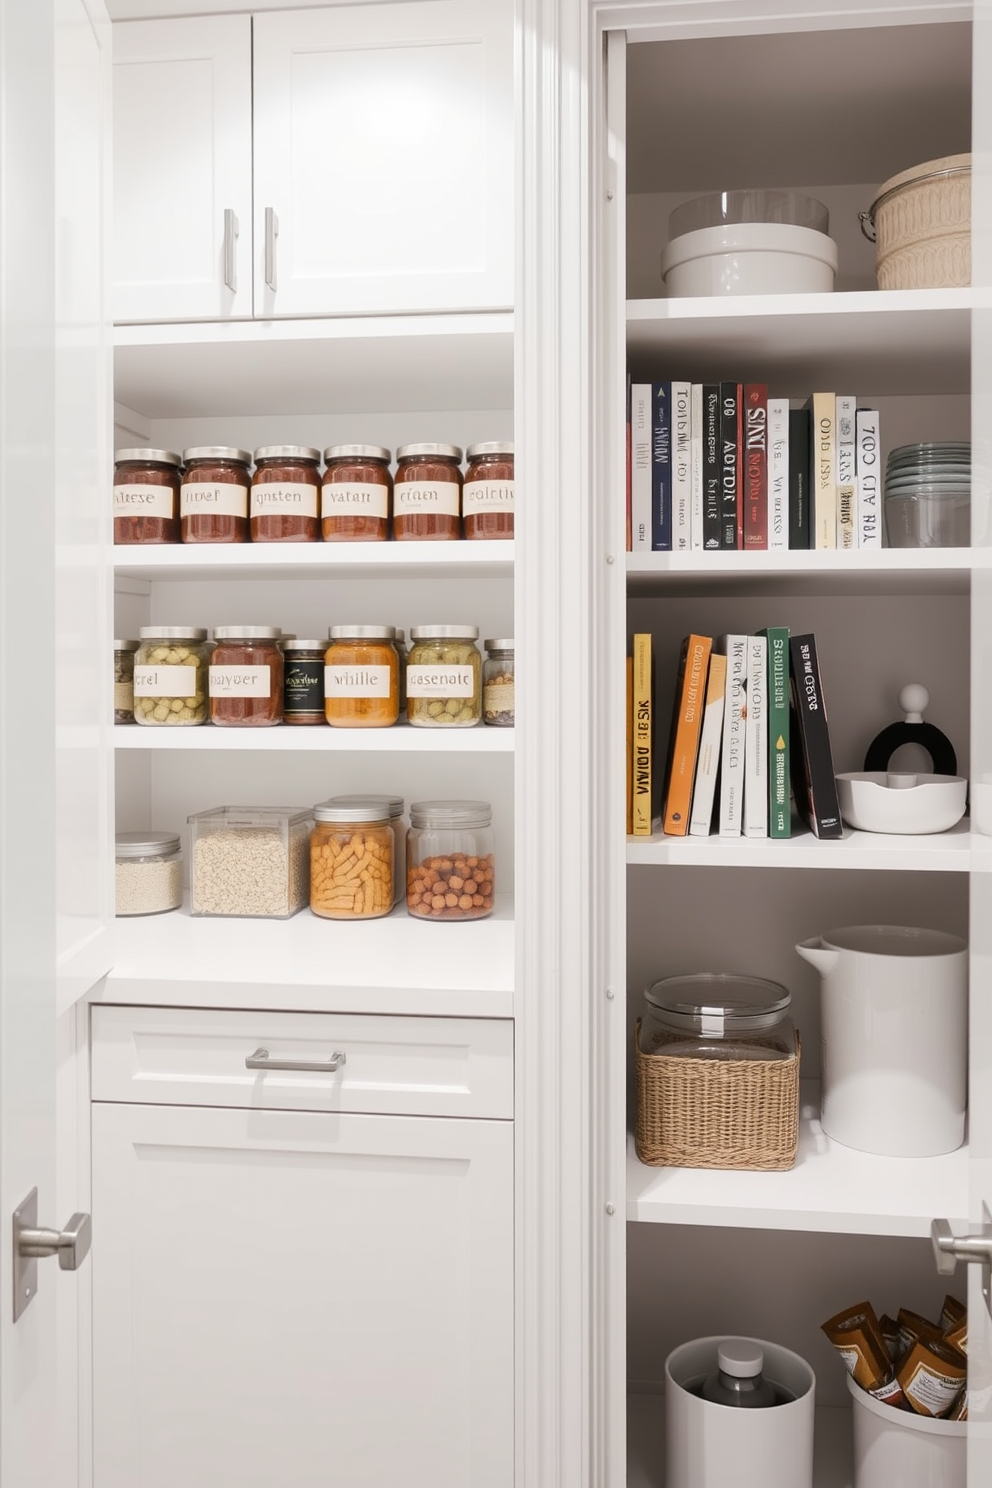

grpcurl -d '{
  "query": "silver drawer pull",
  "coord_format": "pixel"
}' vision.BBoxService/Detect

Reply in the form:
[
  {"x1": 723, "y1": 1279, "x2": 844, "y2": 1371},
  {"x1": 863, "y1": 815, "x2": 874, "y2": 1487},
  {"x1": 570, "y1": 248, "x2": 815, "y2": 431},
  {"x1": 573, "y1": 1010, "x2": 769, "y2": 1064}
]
[{"x1": 245, "y1": 1047, "x2": 346, "y2": 1074}]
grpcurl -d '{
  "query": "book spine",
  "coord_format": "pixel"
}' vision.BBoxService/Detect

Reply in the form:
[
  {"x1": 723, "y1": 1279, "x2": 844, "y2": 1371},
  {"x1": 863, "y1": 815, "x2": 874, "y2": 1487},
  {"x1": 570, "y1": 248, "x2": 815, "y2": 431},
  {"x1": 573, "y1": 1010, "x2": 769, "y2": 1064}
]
[
  {"x1": 808, "y1": 391, "x2": 837, "y2": 549},
  {"x1": 761, "y1": 626, "x2": 791, "y2": 839},
  {"x1": 719, "y1": 380, "x2": 740, "y2": 549},
  {"x1": 625, "y1": 371, "x2": 632, "y2": 552},
  {"x1": 742, "y1": 382, "x2": 768, "y2": 549},
  {"x1": 743, "y1": 633, "x2": 768, "y2": 837},
  {"x1": 671, "y1": 381, "x2": 692, "y2": 552},
  {"x1": 702, "y1": 384, "x2": 722, "y2": 550},
  {"x1": 836, "y1": 394, "x2": 857, "y2": 549},
  {"x1": 789, "y1": 632, "x2": 844, "y2": 839},
  {"x1": 690, "y1": 383, "x2": 704, "y2": 550},
  {"x1": 688, "y1": 652, "x2": 727, "y2": 836},
  {"x1": 651, "y1": 381, "x2": 672, "y2": 551},
  {"x1": 788, "y1": 406, "x2": 812, "y2": 549},
  {"x1": 631, "y1": 632, "x2": 653, "y2": 835},
  {"x1": 626, "y1": 653, "x2": 633, "y2": 834},
  {"x1": 767, "y1": 397, "x2": 789, "y2": 551},
  {"x1": 662, "y1": 633, "x2": 713, "y2": 837},
  {"x1": 630, "y1": 383, "x2": 652, "y2": 551},
  {"x1": 717, "y1": 634, "x2": 748, "y2": 836},
  {"x1": 856, "y1": 407, "x2": 883, "y2": 549}
]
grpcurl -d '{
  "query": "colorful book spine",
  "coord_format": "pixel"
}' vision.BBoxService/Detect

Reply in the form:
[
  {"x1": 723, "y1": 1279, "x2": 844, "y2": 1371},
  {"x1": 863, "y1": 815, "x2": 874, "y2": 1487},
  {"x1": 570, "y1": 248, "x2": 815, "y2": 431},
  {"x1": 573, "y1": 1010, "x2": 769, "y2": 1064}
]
[
  {"x1": 702, "y1": 384, "x2": 722, "y2": 550},
  {"x1": 856, "y1": 407, "x2": 883, "y2": 549},
  {"x1": 626, "y1": 653, "x2": 633, "y2": 834},
  {"x1": 743, "y1": 632, "x2": 768, "y2": 837},
  {"x1": 671, "y1": 381, "x2": 692, "y2": 552},
  {"x1": 719, "y1": 380, "x2": 741, "y2": 549},
  {"x1": 789, "y1": 632, "x2": 844, "y2": 839},
  {"x1": 807, "y1": 391, "x2": 837, "y2": 550},
  {"x1": 688, "y1": 652, "x2": 727, "y2": 837},
  {"x1": 690, "y1": 383, "x2": 704, "y2": 550},
  {"x1": 631, "y1": 632, "x2": 653, "y2": 835},
  {"x1": 630, "y1": 383, "x2": 652, "y2": 552},
  {"x1": 788, "y1": 406, "x2": 812, "y2": 549},
  {"x1": 625, "y1": 371, "x2": 632, "y2": 552},
  {"x1": 742, "y1": 383, "x2": 768, "y2": 549},
  {"x1": 651, "y1": 380, "x2": 672, "y2": 551},
  {"x1": 717, "y1": 633, "x2": 748, "y2": 836},
  {"x1": 760, "y1": 626, "x2": 791, "y2": 839},
  {"x1": 662, "y1": 633, "x2": 713, "y2": 836},
  {"x1": 767, "y1": 397, "x2": 789, "y2": 551},
  {"x1": 836, "y1": 393, "x2": 857, "y2": 550}
]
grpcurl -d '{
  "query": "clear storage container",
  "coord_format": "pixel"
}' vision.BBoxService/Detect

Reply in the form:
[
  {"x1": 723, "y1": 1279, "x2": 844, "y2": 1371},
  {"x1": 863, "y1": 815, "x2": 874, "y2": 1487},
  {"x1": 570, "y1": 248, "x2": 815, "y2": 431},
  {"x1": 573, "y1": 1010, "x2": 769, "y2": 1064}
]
[
  {"x1": 133, "y1": 626, "x2": 210, "y2": 726},
  {"x1": 482, "y1": 638, "x2": 514, "y2": 725},
  {"x1": 639, "y1": 974, "x2": 796, "y2": 1060},
  {"x1": 324, "y1": 793, "x2": 406, "y2": 906},
  {"x1": 310, "y1": 800, "x2": 394, "y2": 920},
  {"x1": 188, "y1": 806, "x2": 312, "y2": 918},
  {"x1": 115, "y1": 830, "x2": 183, "y2": 916},
  {"x1": 406, "y1": 799, "x2": 494, "y2": 920}
]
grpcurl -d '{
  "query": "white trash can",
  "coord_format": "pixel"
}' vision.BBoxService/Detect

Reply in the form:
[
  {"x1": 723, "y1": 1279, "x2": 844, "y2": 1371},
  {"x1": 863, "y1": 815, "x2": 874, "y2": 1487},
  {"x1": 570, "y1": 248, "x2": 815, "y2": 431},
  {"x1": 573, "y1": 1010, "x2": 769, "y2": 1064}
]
[{"x1": 848, "y1": 1373, "x2": 965, "y2": 1488}]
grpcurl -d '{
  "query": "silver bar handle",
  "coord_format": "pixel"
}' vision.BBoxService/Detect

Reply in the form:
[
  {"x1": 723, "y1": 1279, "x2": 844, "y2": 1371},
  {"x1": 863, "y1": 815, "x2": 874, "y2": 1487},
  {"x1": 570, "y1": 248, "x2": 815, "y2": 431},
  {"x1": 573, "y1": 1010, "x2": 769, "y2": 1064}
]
[
  {"x1": 264, "y1": 207, "x2": 279, "y2": 292},
  {"x1": 246, "y1": 1046, "x2": 346, "y2": 1074},
  {"x1": 223, "y1": 208, "x2": 238, "y2": 292}
]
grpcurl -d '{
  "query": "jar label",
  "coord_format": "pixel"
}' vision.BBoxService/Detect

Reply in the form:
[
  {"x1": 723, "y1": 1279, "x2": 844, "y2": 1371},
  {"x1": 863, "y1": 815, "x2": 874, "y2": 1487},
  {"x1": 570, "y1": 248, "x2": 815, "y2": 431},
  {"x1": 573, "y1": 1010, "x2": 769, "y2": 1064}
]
[
  {"x1": 209, "y1": 665, "x2": 271, "y2": 698},
  {"x1": 463, "y1": 480, "x2": 515, "y2": 514},
  {"x1": 484, "y1": 679, "x2": 515, "y2": 712},
  {"x1": 134, "y1": 664, "x2": 197, "y2": 697},
  {"x1": 324, "y1": 664, "x2": 392, "y2": 699},
  {"x1": 284, "y1": 662, "x2": 324, "y2": 712},
  {"x1": 393, "y1": 481, "x2": 460, "y2": 517},
  {"x1": 251, "y1": 482, "x2": 318, "y2": 518},
  {"x1": 180, "y1": 482, "x2": 249, "y2": 517},
  {"x1": 114, "y1": 483, "x2": 174, "y2": 517},
  {"x1": 321, "y1": 482, "x2": 389, "y2": 519},
  {"x1": 114, "y1": 681, "x2": 135, "y2": 711},
  {"x1": 406, "y1": 665, "x2": 475, "y2": 698}
]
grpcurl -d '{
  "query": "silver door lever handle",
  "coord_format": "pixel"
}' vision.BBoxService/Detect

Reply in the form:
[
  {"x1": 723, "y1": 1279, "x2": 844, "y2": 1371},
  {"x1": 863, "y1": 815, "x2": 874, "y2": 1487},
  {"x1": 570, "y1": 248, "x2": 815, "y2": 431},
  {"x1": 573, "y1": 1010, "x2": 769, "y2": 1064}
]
[
  {"x1": 17, "y1": 1210, "x2": 92, "y2": 1271},
  {"x1": 931, "y1": 1211, "x2": 992, "y2": 1317}
]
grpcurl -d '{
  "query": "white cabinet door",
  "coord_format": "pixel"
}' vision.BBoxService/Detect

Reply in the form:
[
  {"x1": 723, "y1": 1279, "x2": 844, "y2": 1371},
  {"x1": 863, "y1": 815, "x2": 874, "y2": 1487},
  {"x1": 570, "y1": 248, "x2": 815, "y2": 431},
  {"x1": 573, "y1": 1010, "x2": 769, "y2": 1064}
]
[
  {"x1": 252, "y1": 1, "x2": 514, "y2": 317},
  {"x1": 112, "y1": 15, "x2": 252, "y2": 323},
  {"x1": 91, "y1": 1101, "x2": 514, "y2": 1488}
]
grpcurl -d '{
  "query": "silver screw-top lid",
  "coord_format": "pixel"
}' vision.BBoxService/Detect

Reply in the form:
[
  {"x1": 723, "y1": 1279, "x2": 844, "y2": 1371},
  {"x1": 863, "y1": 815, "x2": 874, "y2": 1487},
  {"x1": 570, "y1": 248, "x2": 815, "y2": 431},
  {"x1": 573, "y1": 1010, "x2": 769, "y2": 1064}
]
[
  {"x1": 253, "y1": 445, "x2": 321, "y2": 463},
  {"x1": 410, "y1": 799, "x2": 492, "y2": 829},
  {"x1": 324, "y1": 794, "x2": 403, "y2": 819},
  {"x1": 114, "y1": 448, "x2": 182, "y2": 467},
  {"x1": 212, "y1": 625, "x2": 282, "y2": 641},
  {"x1": 409, "y1": 624, "x2": 479, "y2": 640},
  {"x1": 396, "y1": 443, "x2": 463, "y2": 462},
  {"x1": 312, "y1": 799, "x2": 393, "y2": 824},
  {"x1": 115, "y1": 830, "x2": 181, "y2": 859},
  {"x1": 113, "y1": 638, "x2": 140, "y2": 651},
  {"x1": 137, "y1": 626, "x2": 208, "y2": 642},
  {"x1": 324, "y1": 444, "x2": 391, "y2": 463},
  {"x1": 483, "y1": 638, "x2": 514, "y2": 651},
  {"x1": 466, "y1": 442, "x2": 514, "y2": 459},
  {"x1": 281, "y1": 639, "x2": 326, "y2": 653},
  {"x1": 327, "y1": 625, "x2": 397, "y2": 640},
  {"x1": 182, "y1": 446, "x2": 252, "y2": 465}
]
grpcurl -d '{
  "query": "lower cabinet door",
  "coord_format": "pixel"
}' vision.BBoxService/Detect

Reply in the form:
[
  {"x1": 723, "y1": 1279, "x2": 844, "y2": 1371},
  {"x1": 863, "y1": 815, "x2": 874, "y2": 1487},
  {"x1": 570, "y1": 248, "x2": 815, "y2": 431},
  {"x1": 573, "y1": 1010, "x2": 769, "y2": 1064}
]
[{"x1": 91, "y1": 1102, "x2": 513, "y2": 1488}]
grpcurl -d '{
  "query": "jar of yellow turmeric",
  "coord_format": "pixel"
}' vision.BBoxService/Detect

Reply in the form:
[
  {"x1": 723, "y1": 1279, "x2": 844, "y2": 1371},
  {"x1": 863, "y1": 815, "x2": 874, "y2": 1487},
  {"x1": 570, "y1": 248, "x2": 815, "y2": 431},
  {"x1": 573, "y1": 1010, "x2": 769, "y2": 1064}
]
[
  {"x1": 309, "y1": 801, "x2": 394, "y2": 920},
  {"x1": 323, "y1": 625, "x2": 399, "y2": 727}
]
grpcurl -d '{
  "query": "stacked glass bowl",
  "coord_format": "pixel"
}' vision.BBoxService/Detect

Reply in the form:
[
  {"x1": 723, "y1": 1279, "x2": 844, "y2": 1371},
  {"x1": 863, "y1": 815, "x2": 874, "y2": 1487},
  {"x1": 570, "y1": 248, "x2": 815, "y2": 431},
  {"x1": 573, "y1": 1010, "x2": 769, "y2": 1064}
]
[{"x1": 883, "y1": 441, "x2": 971, "y2": 548}]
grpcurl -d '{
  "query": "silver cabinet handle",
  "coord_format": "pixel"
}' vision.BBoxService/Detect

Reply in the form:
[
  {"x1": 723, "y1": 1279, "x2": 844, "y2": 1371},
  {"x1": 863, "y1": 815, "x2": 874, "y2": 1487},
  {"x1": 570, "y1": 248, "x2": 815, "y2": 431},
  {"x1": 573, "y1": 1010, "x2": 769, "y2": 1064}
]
[
  {"x1": 223, "y1": 207, "x2": 238, "y2": 293},
  {"x1": 264, "y1": 206, "x2": 279, "y2": 292},
  {"x1": 246, "y1": 1047, "x2": 346, "y2": 1074},
  {"x1": 13, "y1": 1188, "x2": 92, "y2": 1322},
  {"x1": 932, "y1": 1209, "x2": 992, "y2": 1315}
]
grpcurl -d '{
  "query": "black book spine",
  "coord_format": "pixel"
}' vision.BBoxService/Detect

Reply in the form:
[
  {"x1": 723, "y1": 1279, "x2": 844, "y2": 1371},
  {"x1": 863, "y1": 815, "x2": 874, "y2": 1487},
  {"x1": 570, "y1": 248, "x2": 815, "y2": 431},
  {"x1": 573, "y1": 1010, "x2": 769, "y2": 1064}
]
[
  {"x1": 702, "y1": 384, "x2": 722, "y2": 550},
  {"x1": 719, "y1": 380, "x2": 740, "y2": 549},
  {"x1": 788, "y1": 406, "x2": 812, "y2": 550},
  {"x1": 788, "y1": 632, "x2": 843, "y2": 839}
]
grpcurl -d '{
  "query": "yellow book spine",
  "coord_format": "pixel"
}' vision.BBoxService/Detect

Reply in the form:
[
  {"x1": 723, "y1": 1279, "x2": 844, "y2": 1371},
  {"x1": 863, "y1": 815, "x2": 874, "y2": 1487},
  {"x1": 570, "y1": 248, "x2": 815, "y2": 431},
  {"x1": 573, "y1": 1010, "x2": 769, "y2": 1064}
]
[
  {"x1": 631, "y1": 633, "x2": 653, "y2": 835},
  {"x1": 626, "y1": 654, "x2": 633, "y2": 835}
]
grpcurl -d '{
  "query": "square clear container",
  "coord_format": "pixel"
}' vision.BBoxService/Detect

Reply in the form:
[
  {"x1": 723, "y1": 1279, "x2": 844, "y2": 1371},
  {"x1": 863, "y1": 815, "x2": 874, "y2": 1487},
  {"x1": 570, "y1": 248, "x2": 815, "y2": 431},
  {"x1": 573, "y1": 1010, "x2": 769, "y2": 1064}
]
[{"x1": 188, "y1": 806, "x2": 313, "y2": 918}]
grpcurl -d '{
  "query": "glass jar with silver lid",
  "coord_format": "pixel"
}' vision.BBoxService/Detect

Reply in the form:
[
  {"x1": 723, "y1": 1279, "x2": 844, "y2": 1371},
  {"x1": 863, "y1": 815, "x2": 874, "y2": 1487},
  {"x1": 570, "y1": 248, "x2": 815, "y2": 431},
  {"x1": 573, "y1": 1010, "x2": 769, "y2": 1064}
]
[
  {"x1": 322, "y1": 444, "x2": 392, "y2": 542},
  {"x1": 463, "y1": 442, "x2": 514, "y2": 539},
  {"x1": 133, "y1": 626, "x2": 210, "y2": 725},
  {"x1": 324, "y1": 793, "x2": 406, "y2": 904},
  {"x1": 406, "y1": 799, "x2": 494, "y2": 920},
  {"x1": 393, "y1": 443, "x2": 463, "y2": 541},
  {"x1": 115, "y1": 830, "x2": 183, "y2": 916},
  {"x1": 406, "y1": 624, "x2": 481, "y2": 727},
  {"x1": 482, "y1": 638, "x2": 514, "y2": 726}
]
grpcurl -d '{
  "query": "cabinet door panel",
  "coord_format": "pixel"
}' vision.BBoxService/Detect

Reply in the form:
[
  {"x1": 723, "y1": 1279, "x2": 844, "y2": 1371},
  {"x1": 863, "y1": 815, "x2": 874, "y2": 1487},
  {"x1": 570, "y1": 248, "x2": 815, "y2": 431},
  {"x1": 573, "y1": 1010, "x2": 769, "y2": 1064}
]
[
  {"x1": 253, "y1": 1, "x2": 513, "y2": 317},
  {"x1": 112, "y1": 15, "x2": 252, "y2": 322},
  {"x1": 92, "y1": 1102, "x2": 513, "y2": 1488}
]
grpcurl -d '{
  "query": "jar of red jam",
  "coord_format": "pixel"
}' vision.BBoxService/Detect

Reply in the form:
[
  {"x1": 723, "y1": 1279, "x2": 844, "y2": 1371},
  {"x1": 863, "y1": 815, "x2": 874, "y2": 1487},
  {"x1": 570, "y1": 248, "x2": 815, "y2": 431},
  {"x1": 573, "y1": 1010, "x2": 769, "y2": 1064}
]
[
  {"x1": 114, "y1": 449, "x2": 182, "y2": 544},
  {"x1": 180, "y1": 447, "x2": 252, "y2": 544},
  {"x1": 321, "y1": 445, "x2": 391, "y2": 542},
  {"x1": 463, "y1": 442, "x2": 514, "y2": 539},
  {"x1": 208, "y1": 625, "x2": 284, "y2": 726},
  {"x1": 250, "y1": 446, "x2": 321, "y2": 543},
  {"x1": 393, "y1": 443, "x2": 462, "y2": 541}
]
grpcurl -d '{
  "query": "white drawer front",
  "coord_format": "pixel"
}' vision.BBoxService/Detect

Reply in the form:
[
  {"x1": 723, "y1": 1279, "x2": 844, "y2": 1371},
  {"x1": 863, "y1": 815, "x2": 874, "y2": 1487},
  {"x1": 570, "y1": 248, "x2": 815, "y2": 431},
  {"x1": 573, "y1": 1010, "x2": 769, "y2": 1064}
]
[{"x1": 91, "y1": 1006, "x2": 513, "y2": 1119}]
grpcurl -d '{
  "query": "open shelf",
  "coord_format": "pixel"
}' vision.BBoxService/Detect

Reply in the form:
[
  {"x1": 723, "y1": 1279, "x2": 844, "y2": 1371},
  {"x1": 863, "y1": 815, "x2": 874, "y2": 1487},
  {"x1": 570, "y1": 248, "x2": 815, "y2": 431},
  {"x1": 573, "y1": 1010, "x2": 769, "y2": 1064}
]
[
  {"x1": 113, "y1": 539, "x2": 515, "y2": 583},
  {"x1": 626, "y1": 819, "x2": 971, "y2": 873},
  {"x1": 625, "y1": 548, "x2": 970, "y2": 599},
  {"x1": 114, "y1": 722, "x2": 514, "y2": 752}
]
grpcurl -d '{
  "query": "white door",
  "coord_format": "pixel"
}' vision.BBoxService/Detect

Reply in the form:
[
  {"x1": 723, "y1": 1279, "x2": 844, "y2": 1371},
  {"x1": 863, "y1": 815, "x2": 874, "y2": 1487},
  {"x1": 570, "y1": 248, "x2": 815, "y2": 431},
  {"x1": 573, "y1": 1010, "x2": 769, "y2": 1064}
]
[
  {"x1": 91, "y1": 1102, "x2": 514, "y2": 1488},
  {"x1": 252, "y1": 0, "x2": 514, "y2": 318},
  {"x1": 112, "y1": 14, "x2": 253, "y2": 323}
]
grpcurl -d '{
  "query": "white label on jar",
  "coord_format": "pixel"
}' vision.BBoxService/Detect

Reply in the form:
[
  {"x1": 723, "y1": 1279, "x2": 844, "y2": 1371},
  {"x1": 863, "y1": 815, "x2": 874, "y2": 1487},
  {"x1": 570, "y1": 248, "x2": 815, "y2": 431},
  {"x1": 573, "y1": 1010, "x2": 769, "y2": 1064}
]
[
  {"x1": 324, "y1": 664, "x2": 392, "y2": 698},
  {"x1": 114, "y1": 483, "x2": 175, "y2": 517},
  {"x1": 902, "y1": 1362, "x2": 965, "y2": 1415},
  {"x1": 321, "y1": 482, "x2": 389, "y2": 519},
  {"x1": 393, "y1": 481, "x2": 460, "y2": 517},
  {"x1": 209, "y1": 665, "x2": 271, "y2": 698},
  {"x1": 134, "y1": 664, "x2": 197, "y2": 697},
  {"x1": 250, "y1": 482, "x2": 318, "y2": 518},
  {"x1": 462, "y1": 479, "x2": 515, "y2": 514},
  {"x1": 180, "y1": 482, "x2": 249, "y2": 517},
  {"x1": 406, "y1": 665, "x2": 475, "y2": 698}
]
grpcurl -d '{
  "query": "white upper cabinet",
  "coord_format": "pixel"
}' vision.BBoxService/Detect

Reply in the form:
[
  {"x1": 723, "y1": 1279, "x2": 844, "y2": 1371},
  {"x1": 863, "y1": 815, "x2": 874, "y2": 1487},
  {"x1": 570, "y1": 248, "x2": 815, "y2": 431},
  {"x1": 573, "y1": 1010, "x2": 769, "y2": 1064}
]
[{"x1": 112, "y1": 1, "x2": 514, "y2": 324}]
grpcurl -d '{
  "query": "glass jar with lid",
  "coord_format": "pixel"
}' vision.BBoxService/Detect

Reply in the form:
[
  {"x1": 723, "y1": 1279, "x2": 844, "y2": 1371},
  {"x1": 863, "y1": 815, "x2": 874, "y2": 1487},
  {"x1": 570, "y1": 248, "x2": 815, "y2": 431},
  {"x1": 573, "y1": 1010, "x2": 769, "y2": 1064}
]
[
  {"x1": 133, "y1": 627, "x2": 210, "y2": 726},
  {"x1": 282, "y1": 639, "x2": 327, "y2": 726},
  {"x1": 114, "y1": 639, "x2": 139, "y2": 724},
  {"x1": 250, "y1": 445, "x2": 321, "y2": 543},
  {"x1": 310, "y1": 800, "x2": 394, "y2": 920},
  {"x1": 115, "y1": 830, "x2": 183, "y2": 916},
  {"x1": 324, "y1": 625, "x2": 399, "y2": 727},
  {"x1": 208, "y1": 625, "x2": 284, "y2": 726},
  {"x1": 463, "y1": 442, "x2": 514, "y2": 540},
  {"x1": 406, "y1": 624, "x2": 481, "y2": 727},
  {"x1": 321, "y1": 444, "x2": 392, "y2": 542},
  {"x1": 406, "y1": 800, "x2": 494, "y2": 920},
  {"x1": 482, "y1": 638, "x2": 514, "y2": 726},
  {"x1": 393, "y1": 627, "x2": 409, "y2": 715},
  {"x1": 114, "y1": 448, "x2": 182, "y2": 545},
  {"x1": 638, "y1": 974, "x2": 796, "y2": 1061},
  {"x1": 325, "y1": 794, "x2": 405, "y2": 905},
  {"x1": 393, "y1": 443, "x2": 462, "y2": 540},
  {"x1": 180, "y1": 447, "x2": 252, "y2": 544}
]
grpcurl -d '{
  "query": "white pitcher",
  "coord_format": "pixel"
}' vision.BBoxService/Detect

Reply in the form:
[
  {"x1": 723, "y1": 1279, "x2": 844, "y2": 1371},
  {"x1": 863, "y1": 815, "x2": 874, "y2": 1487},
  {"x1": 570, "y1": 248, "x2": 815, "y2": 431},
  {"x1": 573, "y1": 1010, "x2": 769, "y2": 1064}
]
[{"x1": 795, "y1": 924, "x2": 967, "y2": 1157}]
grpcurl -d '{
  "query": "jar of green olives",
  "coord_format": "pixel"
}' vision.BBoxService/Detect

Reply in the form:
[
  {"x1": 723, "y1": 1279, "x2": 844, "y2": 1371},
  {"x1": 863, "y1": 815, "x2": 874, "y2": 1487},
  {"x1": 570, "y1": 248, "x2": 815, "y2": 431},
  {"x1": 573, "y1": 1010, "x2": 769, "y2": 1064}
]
[
  {"x1": 406, "y1": 625, "x2": 482, "y2": 727},
  {"x1": 133, "y1": 626, "x2": 210, "y2": 725}
]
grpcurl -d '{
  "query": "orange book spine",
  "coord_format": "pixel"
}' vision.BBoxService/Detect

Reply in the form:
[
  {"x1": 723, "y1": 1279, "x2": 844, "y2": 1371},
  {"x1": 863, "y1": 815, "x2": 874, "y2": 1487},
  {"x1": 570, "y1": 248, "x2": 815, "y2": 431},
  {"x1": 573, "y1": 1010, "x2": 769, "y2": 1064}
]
[{"x1": 662, "y1": 634, "x2": 713, "y2": 836}]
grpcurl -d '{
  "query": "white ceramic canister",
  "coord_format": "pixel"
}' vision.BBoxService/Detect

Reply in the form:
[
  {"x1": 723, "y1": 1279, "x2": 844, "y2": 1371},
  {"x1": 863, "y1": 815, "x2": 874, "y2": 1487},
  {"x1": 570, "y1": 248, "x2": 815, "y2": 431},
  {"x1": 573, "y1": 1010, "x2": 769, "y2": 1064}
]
[
  {"x1": 847, "y1": 1374, "x2": 965, "y2": 1488},
  {"x1": 665, "y1": 1336, "x2": 815, "y2": 1488},
  {"x1": 795, "y1": 925, "x2": 967, "y2": 1157},
  {"x1": 660, "y1": 222, "x2": 838, "y2": 297}
]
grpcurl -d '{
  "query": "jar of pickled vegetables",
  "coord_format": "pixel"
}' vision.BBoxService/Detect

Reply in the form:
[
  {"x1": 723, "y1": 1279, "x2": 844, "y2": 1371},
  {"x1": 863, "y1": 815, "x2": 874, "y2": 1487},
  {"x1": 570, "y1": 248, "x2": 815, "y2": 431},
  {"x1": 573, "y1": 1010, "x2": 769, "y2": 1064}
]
[
  {"x1": 133, "y1": 627, "x2": 210, "y2": 726},
  {"x1": 406, "y1": 799, "x2": 494, "y2": 920},
  {"x1": 406, "y1": 625, "x2": 481, "y2": 727},
  {"x1": 310, "y1": 801, "x2": 394, "y2": 920},
  {"x1": 323, "y1": 625, "x2": 399, "y2": 727}
]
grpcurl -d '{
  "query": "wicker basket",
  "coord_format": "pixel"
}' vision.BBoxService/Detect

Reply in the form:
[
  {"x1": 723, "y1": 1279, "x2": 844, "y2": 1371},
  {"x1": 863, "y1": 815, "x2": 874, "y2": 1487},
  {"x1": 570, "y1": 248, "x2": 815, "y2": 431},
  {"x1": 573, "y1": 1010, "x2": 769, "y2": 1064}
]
[
  {"x1": 860, "y1": 153, "x2": 971, "y2": 290},
  {"x1": 634, "y1": 1022, "x2": 800, "y2": 1171}
]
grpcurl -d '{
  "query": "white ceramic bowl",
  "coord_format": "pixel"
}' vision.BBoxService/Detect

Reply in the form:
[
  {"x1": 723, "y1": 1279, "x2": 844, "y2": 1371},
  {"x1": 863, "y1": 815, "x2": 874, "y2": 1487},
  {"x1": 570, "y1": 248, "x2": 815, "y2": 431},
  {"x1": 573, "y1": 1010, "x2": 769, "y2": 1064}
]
[
  {"x1": 835, "y1": 772, "x2": 967, "y2": 833},
  {"x1": 660, "y1": 222, "x2": 838, "y2": 297}
]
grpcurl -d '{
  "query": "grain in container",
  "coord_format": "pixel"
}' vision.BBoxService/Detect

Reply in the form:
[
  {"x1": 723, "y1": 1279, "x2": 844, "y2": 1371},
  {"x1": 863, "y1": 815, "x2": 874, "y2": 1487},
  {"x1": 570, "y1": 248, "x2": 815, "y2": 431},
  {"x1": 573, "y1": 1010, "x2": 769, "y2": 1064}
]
[
  {"x1": 114, "y1": 448, "x2": 182, "y2": 544},
  {"x1": 188, "y1": 806, "x2": 312, "y2": 918},
  {"x1": 209, "y1": 625, "x2": 284, "y2": 726},
  {"x1": 463, "y1": 442, "x2": 514, "y2": 539},
  {"x1": 250, "y1": 445, "x2": 321, "y2": 543},
  {"x1": 133, "y1": 626, "x2": 210, "y2": 726},
  {"x1": 180, "y1": 446, "x2": 251, "y2": 544},
  {"x1": 393, "y1": 443, "x2": 462, "y2": 540},
  {"x1": 282, "y1": 639, "x2": 326, "y2": 725},
  {"x1": 321, "y1": 444, "x2": 391, "y2": 542},
  {"x1": 324, "y1": 625, "x2": 399, "y2": 727},
  {"x1": 406, "y1": 624, "x2": 481, "y2": 727},
  {"x1": 115, "y1": 830, "x2": 183, "y2": 916},
  {"x1": 406, "y1": 799, "x2": 494, "y2": 921},
  {"x1": 310, "y1": 800, "x2": 394, "y2": 920},
  {"x1": 114, "y1": 639, "x2": 139, "y2": 724}
]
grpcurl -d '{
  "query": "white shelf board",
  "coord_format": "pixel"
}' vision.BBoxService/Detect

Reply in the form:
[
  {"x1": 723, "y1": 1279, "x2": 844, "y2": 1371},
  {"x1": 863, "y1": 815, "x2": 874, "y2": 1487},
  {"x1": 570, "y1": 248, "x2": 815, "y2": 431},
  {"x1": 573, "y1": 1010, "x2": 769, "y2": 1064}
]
[
  {"x1": 627, "y1": 1392, "x2": 852, "y2": 1488},
  {"x1": 113, "y1": 539, "x2": 514, "y2": 583},
  {"x1": 100, "y1": 893, "x2": 514, "y2": 1018},
  {"x1": 626, "y1": 1093, "x2": 967, "y2": 1237},
  {"x1": 626, "y1": 547, "x2": 970, "y2": 598},
  {"x1": 114, "y1": 721, "x2": 514, "y2": 753},
  {"x1": 114, "y1": 312, "x2": 514, "y2": 418},
  {"x1": 626, "y1": 289, "x2": 970, "y2": 395},
  {"x1": 627, "y1": 819, "x2": 971, "y2": 872}
]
